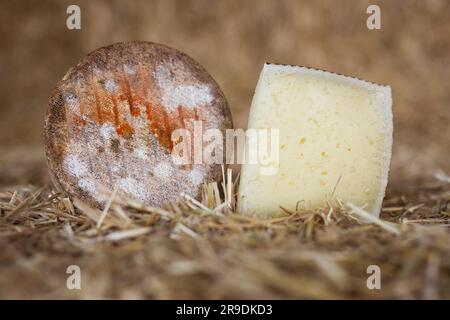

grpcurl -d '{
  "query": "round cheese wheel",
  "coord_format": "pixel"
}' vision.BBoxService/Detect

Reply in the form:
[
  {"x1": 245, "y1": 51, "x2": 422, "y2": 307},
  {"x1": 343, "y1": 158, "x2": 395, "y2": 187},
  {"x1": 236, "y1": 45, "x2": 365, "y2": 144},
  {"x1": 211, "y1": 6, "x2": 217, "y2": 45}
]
[{"x1": 44, "y1": 41, "x2": 232, "y2": 208}]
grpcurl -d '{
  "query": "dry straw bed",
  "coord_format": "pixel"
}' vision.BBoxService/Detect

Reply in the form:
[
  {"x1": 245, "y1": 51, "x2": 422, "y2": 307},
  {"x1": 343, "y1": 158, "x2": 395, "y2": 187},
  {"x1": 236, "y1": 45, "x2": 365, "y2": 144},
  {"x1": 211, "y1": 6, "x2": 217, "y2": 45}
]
[{"x1": 0, "y1": 168, "x2": 449, "y2": 299}]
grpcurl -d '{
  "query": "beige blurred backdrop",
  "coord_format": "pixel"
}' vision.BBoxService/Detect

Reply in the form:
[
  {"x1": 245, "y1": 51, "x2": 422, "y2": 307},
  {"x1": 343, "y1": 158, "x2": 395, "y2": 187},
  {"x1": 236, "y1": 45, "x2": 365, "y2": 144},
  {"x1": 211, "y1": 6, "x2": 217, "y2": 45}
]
[{"x1": 0, "y1": 0, "x2": 449, "y2": 191}]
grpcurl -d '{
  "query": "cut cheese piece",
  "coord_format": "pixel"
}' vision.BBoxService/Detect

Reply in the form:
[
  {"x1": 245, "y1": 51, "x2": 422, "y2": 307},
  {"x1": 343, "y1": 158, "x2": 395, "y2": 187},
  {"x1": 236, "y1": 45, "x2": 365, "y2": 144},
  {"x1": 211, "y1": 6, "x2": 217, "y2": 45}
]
[{"x1": 238, "y1": 63, "x2": 392, "y2": 218}]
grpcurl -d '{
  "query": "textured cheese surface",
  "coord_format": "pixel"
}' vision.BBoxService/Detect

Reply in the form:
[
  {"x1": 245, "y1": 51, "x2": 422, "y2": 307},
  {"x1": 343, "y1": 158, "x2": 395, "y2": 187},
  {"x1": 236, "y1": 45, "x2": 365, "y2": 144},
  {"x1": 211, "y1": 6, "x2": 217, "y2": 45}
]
[
  {"x1": 44, "y1": 42, "x2": 232, "y2": 209},
  {"x1": 238, "y1": 64, "x2": 393, "y2": 217}
]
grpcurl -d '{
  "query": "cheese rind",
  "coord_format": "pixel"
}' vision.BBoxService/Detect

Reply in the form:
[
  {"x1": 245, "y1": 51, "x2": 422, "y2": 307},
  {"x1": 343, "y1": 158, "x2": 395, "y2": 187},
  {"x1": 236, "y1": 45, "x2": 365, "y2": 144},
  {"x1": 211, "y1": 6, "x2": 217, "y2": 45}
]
[{"x1": 238, "y1": 64, "x2": 392, "y2": 217}]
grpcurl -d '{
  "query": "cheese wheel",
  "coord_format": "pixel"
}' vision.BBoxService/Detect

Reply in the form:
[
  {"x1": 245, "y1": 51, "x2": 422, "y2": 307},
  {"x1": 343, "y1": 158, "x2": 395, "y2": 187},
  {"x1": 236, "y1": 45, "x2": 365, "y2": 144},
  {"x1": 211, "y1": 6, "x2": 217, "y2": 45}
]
[{"x1": 44, "y1": 42, "x2": 232, "y2": 208}]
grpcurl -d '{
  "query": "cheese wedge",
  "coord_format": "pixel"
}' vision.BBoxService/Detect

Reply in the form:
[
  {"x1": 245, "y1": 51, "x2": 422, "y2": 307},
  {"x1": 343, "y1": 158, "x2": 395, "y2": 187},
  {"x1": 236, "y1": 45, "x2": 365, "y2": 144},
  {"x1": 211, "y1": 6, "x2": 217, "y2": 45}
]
[{"x1": 238, "y1": 63, "x2": 392, "y2": 217}]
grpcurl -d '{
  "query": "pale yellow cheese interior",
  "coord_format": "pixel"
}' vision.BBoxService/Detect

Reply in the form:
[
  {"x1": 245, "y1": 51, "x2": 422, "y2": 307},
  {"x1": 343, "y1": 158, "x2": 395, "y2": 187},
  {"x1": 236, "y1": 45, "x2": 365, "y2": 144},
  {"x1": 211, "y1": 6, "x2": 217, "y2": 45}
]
[{"x1": 237, "y1": 64, "x2": 392, "y2": 217}]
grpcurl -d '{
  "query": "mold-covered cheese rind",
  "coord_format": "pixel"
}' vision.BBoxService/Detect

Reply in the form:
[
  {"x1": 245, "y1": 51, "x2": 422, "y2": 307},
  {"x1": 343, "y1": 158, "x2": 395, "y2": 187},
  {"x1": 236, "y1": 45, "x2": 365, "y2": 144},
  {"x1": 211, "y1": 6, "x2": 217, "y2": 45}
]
[{"x1": 44, "y1": 41, "x2": 233, "y2": 208}]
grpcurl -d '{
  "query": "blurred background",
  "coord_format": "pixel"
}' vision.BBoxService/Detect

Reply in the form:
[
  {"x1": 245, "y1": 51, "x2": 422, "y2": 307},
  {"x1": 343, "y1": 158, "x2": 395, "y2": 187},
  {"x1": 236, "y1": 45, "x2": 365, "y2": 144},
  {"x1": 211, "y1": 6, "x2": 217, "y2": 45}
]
[{"x1": 0, "y1": 0, "x2": 449, "y2": 192}]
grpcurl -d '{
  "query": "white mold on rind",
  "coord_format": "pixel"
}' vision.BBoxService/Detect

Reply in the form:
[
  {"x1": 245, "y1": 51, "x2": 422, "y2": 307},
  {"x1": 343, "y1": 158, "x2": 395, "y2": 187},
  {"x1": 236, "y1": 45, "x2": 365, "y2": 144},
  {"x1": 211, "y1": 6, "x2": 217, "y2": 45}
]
[{"x1": 44, "y1": 42, "x2": 233, "y2": 209}]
